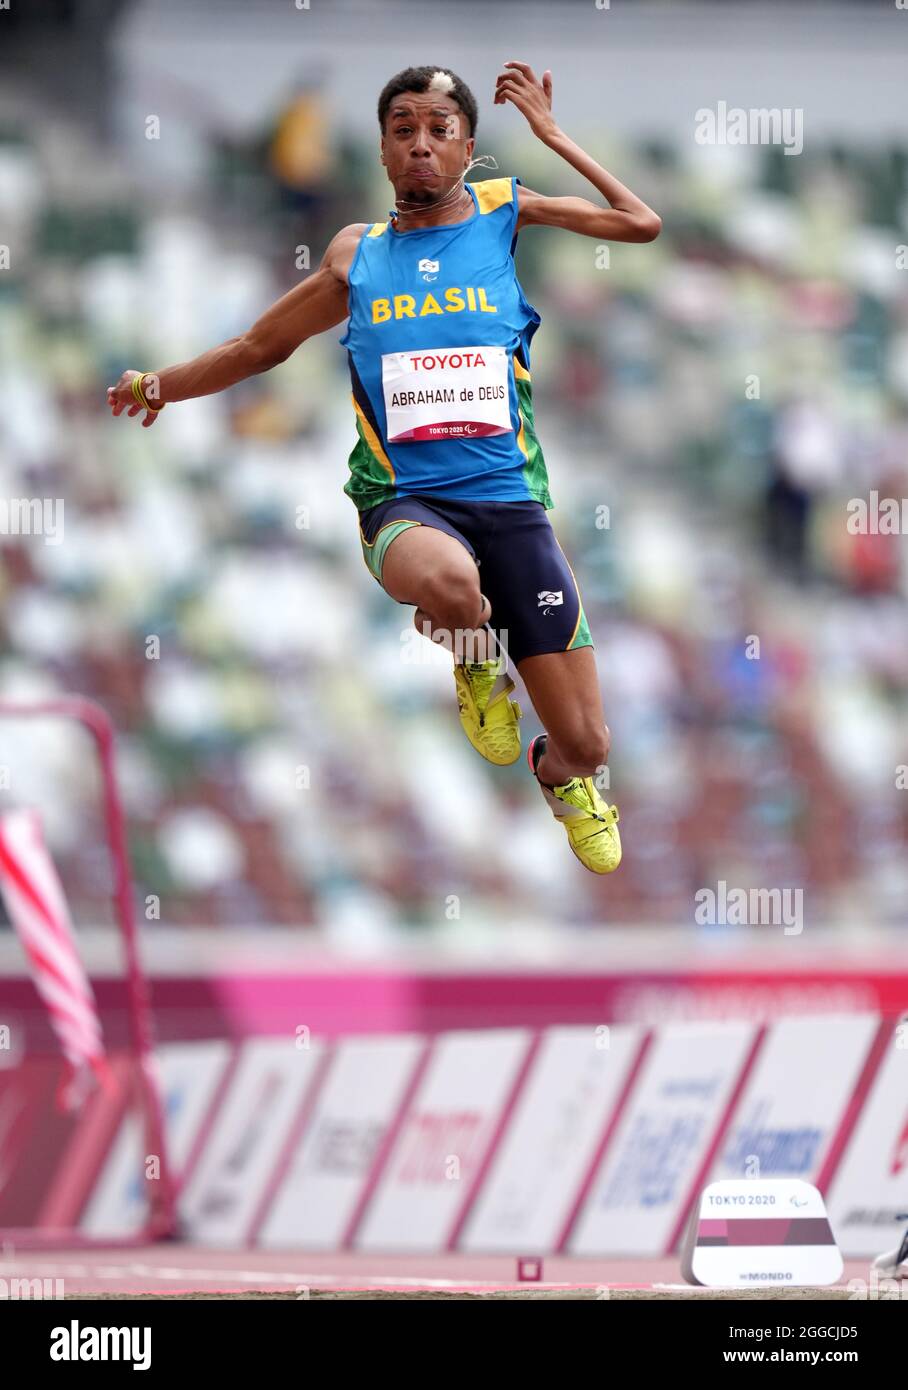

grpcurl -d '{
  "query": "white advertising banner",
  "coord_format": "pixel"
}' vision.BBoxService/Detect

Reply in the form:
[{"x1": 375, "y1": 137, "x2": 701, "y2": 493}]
[
  {"x1": 179, "y1": 1037, "x2": 324, "y2": 1246},
  {"x1": 461, "y1": 1025, "x2": 643, "y2": 1253},
  {"x1": 356, "y1": 1029, "x2": 532, "y2": 1252},
  {"x1": 570, "y1": 1023, "x2": 757, "y2": 1256},
  {"x1": 258, "y1": 1034, "x2": 424, "y2": 1249},
  {"x1": 80, "y1": 1040, "x2": 232, "y2": 1237},
  {"x1": 825, "y1": 1023, "x2": 908, "y2": 1256},
  {"x1": 709, "y1": 1015, "x2": 880, "y2": 1185}
]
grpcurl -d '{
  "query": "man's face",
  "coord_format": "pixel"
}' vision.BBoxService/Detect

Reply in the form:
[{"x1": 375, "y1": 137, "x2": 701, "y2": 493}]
[{"x1": 381, "y1": 91, "x2": 474, "y2": 204}]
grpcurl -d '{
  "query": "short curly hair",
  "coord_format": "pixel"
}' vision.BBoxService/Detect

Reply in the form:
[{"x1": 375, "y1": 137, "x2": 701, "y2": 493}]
[{"x1": 378, "y1": 65, "x2": 478, "y2": 140}]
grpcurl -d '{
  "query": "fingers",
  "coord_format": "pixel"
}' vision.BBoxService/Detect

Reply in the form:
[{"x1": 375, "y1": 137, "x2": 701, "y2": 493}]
[
  {"x1": 502, "y1": 60, "x2": 537, "y2": 82},
  {"x1": 495, "y1": 61, "x2": 543, "y2": 109},
  {"x1": 106, "y1": 382, "x2": 131, "y2": 416},
  {"x1": 495, "y1": 66, "x2": 528, "y2": 96},
  {"x1": 106, "y1": 385, "x2": 157, "y2": 423},
  {"x1": 495, "y1": 81, "x2": 531, "y2": 113}
]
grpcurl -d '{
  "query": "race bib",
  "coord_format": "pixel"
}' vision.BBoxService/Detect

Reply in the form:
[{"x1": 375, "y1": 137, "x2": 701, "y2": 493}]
[{"x1": 381, "y1": 345, "x2": 513, "y2": 442}]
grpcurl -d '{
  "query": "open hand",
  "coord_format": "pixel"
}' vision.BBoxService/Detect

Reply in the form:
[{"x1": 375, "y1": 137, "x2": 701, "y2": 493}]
[{"x1": 494, "y1": 62, "x2": 556, "y2": 140}]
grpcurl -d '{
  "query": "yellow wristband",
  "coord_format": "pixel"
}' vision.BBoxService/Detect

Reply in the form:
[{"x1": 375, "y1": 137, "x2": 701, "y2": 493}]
[{"x1": 132, "y1": 372, "x2": 164, "y2": 411}]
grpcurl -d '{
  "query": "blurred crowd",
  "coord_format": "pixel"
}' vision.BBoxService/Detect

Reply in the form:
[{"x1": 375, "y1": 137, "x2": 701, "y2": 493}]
[{"x1": 1, "y1": 92, "x2": 907, "y2": 936}]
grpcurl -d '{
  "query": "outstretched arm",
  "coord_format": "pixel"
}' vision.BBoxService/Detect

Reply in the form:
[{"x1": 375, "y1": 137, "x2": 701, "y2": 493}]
[
  {"x1": 495, "y1": 61, "x2": 661, "y2": 243},
  {"x1": 107, "y1": 223, "x2": 364, "y2": 427}
]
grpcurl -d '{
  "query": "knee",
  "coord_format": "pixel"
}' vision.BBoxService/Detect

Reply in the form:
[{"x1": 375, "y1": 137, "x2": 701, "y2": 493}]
[
  {"x1": 420, "y1": 567, "x2": 486, "y2": 631},
  {"x1": 558, "y1": 723, "x2": 611, "y2": 777}
]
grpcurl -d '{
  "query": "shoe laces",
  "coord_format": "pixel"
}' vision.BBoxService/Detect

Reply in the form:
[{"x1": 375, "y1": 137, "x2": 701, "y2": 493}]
[
  {"x1": 555, "y1": 777, "x2": 618, "y2": 825},
  {"x1": 465, "y1": 658, "x2": 503, "y2": 727}
]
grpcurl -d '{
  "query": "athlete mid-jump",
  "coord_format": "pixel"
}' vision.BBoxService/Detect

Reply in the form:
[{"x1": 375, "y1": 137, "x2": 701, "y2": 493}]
[{"x1": 108, "y1": 62, "x2": 661, "y2": 874}]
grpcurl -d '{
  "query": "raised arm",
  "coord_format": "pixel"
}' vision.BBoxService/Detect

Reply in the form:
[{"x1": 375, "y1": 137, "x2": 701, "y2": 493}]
[
  {"x1": 495, "y1": 61, "x2": 661, "y2": 243},
  {"x1": 107, "y1": 222, "x2": 365, "y2": 427}
]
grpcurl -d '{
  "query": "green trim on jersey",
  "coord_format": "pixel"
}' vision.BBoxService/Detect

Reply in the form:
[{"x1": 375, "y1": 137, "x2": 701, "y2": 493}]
[
  {"x1": 515, "y1": 377, "x2": 553, "y2": 509},
  {"x1": 343, "y1": 418, "x2": 397, "y2": 511}
]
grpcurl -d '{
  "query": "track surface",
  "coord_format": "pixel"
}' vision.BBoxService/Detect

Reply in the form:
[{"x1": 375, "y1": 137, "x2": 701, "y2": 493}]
[{"x1": 0, "y1": 1247, "x2": 890, "y2": 1299}]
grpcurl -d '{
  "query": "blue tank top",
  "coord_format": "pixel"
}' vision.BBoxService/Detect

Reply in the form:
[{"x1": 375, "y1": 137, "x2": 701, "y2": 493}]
[{"x1": 339, "y1": 176, "x2": 553, "y2": 512}]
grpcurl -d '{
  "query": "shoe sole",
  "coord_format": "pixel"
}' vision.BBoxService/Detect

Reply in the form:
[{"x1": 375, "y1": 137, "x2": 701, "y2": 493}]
[
  {"x1": 567, "y1": 828, "x2": 622, "y2": 875},
  {"x1": 463, "y1": 727, "x2": 521, "y2": 766}
]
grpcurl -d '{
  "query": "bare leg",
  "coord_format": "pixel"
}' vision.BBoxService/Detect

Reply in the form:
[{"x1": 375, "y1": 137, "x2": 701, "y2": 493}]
[
  {"x1": 517, "y1": 647, "x2": 610, "y2": 785},
  {"x1": 381, "y1": 525, "x2": 495, "y2": 663},
  {"x1": 413, "y1": 603, "x2": 495, "y2": 662}
]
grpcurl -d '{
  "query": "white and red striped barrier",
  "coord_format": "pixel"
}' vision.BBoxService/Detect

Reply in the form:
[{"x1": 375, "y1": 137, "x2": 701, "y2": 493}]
[{"x1": 0, "y1": 809, "x2": 114, "y2": 1111}]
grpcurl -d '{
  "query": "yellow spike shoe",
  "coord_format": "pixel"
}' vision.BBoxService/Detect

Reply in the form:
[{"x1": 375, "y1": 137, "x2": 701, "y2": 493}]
[
  {"x1": 528, "y1": 733, "x2": 622, "y2": 874},
  {"x1": 454, "y1": 657, "x2": 522, "y2": 766}
]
